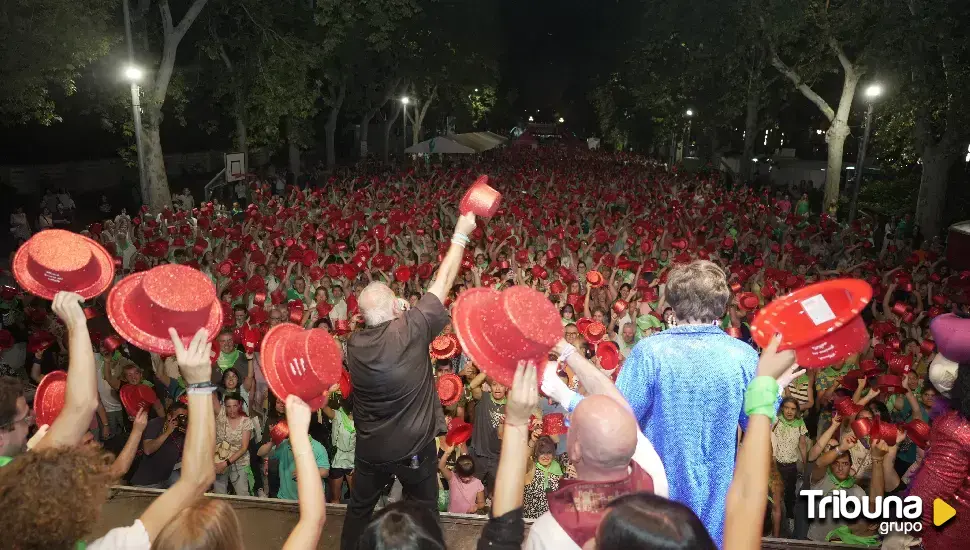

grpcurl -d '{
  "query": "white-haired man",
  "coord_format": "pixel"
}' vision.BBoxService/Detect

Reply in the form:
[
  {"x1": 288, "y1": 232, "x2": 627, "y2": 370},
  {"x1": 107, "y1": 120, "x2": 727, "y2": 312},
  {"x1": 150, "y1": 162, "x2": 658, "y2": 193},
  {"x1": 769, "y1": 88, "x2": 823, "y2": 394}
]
[{"x1": 340, "y1": 211, "x2": 477, "y2": 550}]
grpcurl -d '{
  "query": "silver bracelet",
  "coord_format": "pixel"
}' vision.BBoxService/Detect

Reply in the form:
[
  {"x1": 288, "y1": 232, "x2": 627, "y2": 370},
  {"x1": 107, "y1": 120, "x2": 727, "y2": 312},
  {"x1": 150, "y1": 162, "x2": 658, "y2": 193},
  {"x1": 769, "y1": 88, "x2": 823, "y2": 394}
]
[
  {"x1": 451, "y1": 238, "x2": 467, "y2": 248},
  {"x1": 187, "y1": 386, "x2": 218, "y2": 395}
]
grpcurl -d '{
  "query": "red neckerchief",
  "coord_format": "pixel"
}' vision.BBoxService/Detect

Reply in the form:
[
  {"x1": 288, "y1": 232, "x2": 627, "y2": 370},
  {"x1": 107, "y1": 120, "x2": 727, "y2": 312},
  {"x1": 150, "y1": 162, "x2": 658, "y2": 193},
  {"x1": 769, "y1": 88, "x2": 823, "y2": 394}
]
[{"x1": 547, "y1": 462, "x2": 654, "y2": 546}]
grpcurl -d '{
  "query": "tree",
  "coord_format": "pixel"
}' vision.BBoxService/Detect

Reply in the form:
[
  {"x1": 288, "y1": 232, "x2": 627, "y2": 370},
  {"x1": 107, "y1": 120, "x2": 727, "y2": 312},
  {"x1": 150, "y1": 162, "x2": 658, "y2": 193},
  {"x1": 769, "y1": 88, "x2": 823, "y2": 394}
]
[
  {"x1": 0, "y1": 0, "x2": 118, "y2": 125},
  {"x1": 760, "y1": 0, "x2": 882, "y2": 212}
]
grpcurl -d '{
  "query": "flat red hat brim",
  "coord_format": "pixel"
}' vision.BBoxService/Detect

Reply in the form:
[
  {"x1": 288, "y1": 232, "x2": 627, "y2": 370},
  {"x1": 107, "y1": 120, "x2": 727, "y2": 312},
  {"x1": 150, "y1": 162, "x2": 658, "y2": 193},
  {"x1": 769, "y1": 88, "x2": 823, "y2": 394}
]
[
  {"x1": 107, "y1": 271, "x2": 223, "y2": 354},
  {"x1": 34, "y1": 370, "x2": 67, "y2": 426},
  {"x1": 452, "y1": 287, "x2": 547, "y2": 388},
  {"x1": 13, "y1": 232, "x2": 115, "y2": 300},
  {"x1": 445, "y1": 423, "x2": 474, "y2": 446}
]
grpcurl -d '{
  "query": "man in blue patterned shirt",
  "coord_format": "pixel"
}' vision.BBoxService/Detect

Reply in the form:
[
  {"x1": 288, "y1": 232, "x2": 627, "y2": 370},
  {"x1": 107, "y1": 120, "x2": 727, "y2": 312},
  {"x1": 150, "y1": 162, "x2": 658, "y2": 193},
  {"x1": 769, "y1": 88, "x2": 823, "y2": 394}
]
[{"x1": 616, "y1": 260, "x2": 759, "y2": 547}]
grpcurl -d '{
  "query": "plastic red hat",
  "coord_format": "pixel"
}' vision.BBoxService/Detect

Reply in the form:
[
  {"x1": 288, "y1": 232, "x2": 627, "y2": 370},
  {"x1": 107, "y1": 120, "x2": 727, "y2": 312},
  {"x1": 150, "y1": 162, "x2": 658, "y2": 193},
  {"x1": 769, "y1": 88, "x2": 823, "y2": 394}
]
[
  {"x1": 27, "y1": 331, "x2": 55, "y2": 355},
  {"x1": 612, "y1": 299, "x2": 628, "y2": 316},
  {"x1": 445, "y1": 421, "x2": 474, "y2": 446},
  {"x1": 738, "y1": 292, "x2": 759, "y2": 311},
  {"x1": 840, "y1": 369, "x2": 868, "y2": 391},
  {"x1": 585, "y1": 271, "x2": 605, "y2": 288},
  {"x1": 750, "y1": 279, "x2": 872, "y2": 368},
  {"x1": 339, "y1": 369, "x2": 353, "y2": 397},
  {"x1": 875, "y1": 374, "x2": 908, "y2": 394},
  {"x1": 575, "y1": 317, "x2": 593, "y2": 335},
  {"x1": 887, "y1": 354, "x2": 913, "y2": 376},
  {"x1": 430, "y1": 334, "x2": 460, "y2": 361},
  {"x1": 34, "y1": 370, "x2": 68, "y2": 426},
  {"x1": 270, "y1": 420, "x2": 290, "y2": 446},
  {"x1": 109, "y1": 264, "x2": 223, "y2": 355},
  {"x1": 582, "y1": 321, "x2": 607, "y2": 344},
  {"x1": 596, "y1": 341, "x2": 620, "y2": 371},
  {"x1": 13, "y1": 229, "x2": 115, "y2": 300},
  {"x1": 452, "y1": 286, "x2": 562, "y2": 387},
  {"x1": 904, "y1": 419, "x2": 930, "y2": 449},
  {"x1": 260, "y1": 324, "x2": 342, "y2": 409},
  {"x1": 850, "y1": 418, "x2": 871, "y2": 439},
  {"x1": 459, "y1": 175, "x2": 502, "y2": 218},
  {"x1": 870, "y1": 417, "x2": 900, "y2": 444},
  {"x1": 542, "y1": 412, "x2": 568, "y2": 436},
  {"x1": 119, "y1": 384, "x2": 158, "y2": 416},
  {"x1": 334, "y1": 319, "x2": 351, "y2": 336},
  {"x1": 437, "y1": 373, "x2": 463, "y2": 406},
  {"x1": 833, "y1": 396, "x2": 862, "y2": 417}
]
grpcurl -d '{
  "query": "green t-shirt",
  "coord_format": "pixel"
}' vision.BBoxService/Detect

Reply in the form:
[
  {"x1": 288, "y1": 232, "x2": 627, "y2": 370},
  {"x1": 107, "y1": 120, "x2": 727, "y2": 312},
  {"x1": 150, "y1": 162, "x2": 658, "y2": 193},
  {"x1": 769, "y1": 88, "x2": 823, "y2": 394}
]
[{"x1": 273, "y1": 437, "x2": 330, "y2": 500}]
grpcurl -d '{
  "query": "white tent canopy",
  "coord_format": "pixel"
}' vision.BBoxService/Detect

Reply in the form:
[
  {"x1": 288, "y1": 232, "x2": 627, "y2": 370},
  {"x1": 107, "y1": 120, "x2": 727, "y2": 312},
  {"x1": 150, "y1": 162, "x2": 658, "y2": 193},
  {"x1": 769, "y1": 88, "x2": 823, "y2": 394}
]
[{"x1": 405, "y1": 132, "x2": 507, "y2": 154}]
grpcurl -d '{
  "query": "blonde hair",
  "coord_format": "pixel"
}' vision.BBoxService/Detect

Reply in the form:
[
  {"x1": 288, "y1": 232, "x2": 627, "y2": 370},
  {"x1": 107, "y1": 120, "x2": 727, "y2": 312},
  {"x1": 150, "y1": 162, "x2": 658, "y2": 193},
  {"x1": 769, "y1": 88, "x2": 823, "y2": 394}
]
[
  {"x1": 152, "y1": 497, "x2": 243, "y2": 550},
  {"x1": 665, "y1": 260, "x2": 730, "y2": 324}
]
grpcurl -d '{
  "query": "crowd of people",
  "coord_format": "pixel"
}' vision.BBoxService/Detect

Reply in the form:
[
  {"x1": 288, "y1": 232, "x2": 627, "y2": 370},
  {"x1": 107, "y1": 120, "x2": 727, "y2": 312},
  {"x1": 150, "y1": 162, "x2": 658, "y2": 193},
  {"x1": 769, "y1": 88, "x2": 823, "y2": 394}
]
[{"x1": 0, "y1": 146, "x2": 967, "y2": 549}]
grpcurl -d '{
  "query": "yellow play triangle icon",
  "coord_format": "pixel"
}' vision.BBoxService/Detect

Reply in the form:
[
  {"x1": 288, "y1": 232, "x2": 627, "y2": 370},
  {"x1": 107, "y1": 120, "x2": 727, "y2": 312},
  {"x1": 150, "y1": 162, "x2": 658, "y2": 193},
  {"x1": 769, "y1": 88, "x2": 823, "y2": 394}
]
[{"x1": 934, "y1": 498, "x2": 956, "y2": 527}]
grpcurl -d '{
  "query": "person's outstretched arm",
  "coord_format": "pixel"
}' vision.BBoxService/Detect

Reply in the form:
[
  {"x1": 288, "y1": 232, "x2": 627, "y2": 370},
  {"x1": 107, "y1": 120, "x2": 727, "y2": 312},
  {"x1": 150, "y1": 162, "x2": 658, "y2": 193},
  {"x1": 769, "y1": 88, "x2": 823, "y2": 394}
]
[
  {"x1": 36, "y1": 292, "x2": 99, "y2": 450},
  {"x1": 282, "y1": 395, "x2": 327, "y2": 550},
  {"x1": 724, "y1": 334, "x2": 800, "y2": 550},
  {"x1": 427, "y1": 213, "x2": 477, "y2": 303},
  {"x1": 552, "y1": 338, "x2": 628, "y2": 407},
  {"x1": 137, "y1": 328, "x2": 217, "y2": 540},
  {"x1": 110, "y1": 409, "x2": 148, "y2": 478}
]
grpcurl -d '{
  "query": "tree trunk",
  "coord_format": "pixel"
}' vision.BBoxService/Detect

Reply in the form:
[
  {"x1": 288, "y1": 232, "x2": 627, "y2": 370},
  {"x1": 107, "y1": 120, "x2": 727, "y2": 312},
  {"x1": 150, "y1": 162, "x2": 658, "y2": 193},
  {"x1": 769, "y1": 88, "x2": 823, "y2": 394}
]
[
  {"x1": 235, "y1": 109, "x2": 248, "y2": 158},
  {"x1": 916, "y1": 145, "x2": 957, "y2": 238},
  {"x1": 383, "y1": 100, "x2": 404, "y2": 163},
  {"x1": 325, "y1": 83, "x2": 347, "y2": 170},
  {"x1": 740, "y1": 84, "x2": 759, "y2": 184},
  {"x1": 359, "y1": 114, "x2": 372, "y2": 159},
  {"x1": 285, "y1": 117, "x2": 300, "y2": 182},
  {"x1": 142, "y1": 110, "x2": 172, "y2": 210},
  {"x1": 412, "y1": 85, "x2": 437, "y2": 145},
  {"x1": 822, "y1": 69, "x2": 861, "y2": 213}
]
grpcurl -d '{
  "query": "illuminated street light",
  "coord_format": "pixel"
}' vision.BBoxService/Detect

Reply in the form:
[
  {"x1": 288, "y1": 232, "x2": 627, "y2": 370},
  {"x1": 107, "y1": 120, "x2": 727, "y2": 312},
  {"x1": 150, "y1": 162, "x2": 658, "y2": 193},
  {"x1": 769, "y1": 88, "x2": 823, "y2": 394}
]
[
  {"x1": 558, "y1": 117, "x2": 565, "y2": 123},
  {"x1": 474, "y1": 88, "x2": 479, "y2": 92},
  {"x1": 864, "y1": 84, "x2": 883, "y2": 99},
  {"x1": 124, "y1": 65, "x2": 143, "y2": 82},
  {"x1": 528, "y1": 116, "x2": 534, "y2": 122},
  {"x1": 685, "y1": 109, "x2": 694, "y2": 117},
  {"x1": 850, "y1": 83, "x2": 886, "y2": 222},
  {"x1": 401, "y1": 96, "x2": 410, "y2": 105},
  {"x1": 816, "y1": 129, "x2": 824, "y2": 135}
]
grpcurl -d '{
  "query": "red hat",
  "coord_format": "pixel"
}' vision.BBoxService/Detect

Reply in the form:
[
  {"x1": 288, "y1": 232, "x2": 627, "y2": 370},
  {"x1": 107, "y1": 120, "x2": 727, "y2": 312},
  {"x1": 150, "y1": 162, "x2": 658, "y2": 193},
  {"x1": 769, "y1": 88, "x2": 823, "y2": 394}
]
[
  {"x1": 119, "y1": 383, "x2": 158, "y2": 416},
  {"x1": 334, "y1": 319, "x2": 351, "y2": 336},
  {"x1": 102, "y1": 335, "x2": 123, "y2": 354},
  {"x1": 904, "y1": 419, "x2": 930, "y2": 449},
  {"x1": 430, "y1": 334, "x2": 460, "y2": 361},
  {"x1": 107, "y1": 264, "x2": 223, "y2": 354},
  {"x1": 750, "y1": 279, "x2": 872, "y2": 369},
  {"x1": 582, "y1": 321, "x2": 607, "y2": 344},
  {"x1": 596, "y1": 341, "x2": 620, "y2": 371},
  {"x1": 550, "y1": 280, "x2": 567, "y2": 295},
  {"x1": 459, "y1": 175, "x2": 502, "y2": 218},
  {"x1": 0, "y1": 330, "x2": 14, "y2": 350},
  {"x1": 919, "y1": 339, "x2": 936, "y2": 356},
  {"x1": 612, "y1": 299, "x2": 628, "y2": 316},
  {"x1": 260, "y1": 324, "x2": 342, "y2": 409},
  {"x1": 887, "y1": 354, "x2": 913, "y2": 376},
  {"x1": 859, "y1": 358, "x2": 881, "y2": 377},
  {"x1": 445, "y1": 421, "x2": 474, "y2": 446},
  {"x1": 417, "y1": 263, "x2": 434, "y2": 279},
  {"x1": 452, "y1": 286, "x2": 562, "y2": 387},
  {"x1": 575, "y1": 317, "x2": 593, "y2": 336},
  {"x1": 840, "y1": 369, "x2": 868, "y2": 391},
  {"x1": 542, "y1": 412, "x2": 568, "y2": 436},
  {"x1": 876, "y1": 374, "x2": 908, "y2": 394},
  {"x1": 34, "y1": 370, "x2": 68, "y2": 426},
  {"x1": 851, "y1": 418, "x2": 871, "y2": 439},
  {"x1": 241, "y1": 326, "x2": 262, "y2": 353},
  {"x1": 27, "y1": 331, "x2": 55, "y2": 354},
  {"x1": 339, "y1": 369, "x2": 353, "y2": 397},
  {"x1": 394, "y1": 265, "x2": 412, "y2": 283},
  {"x1": 586, "y1": 271, "x2": 605, "y2": 288},
  {"x1": 738, "y1": 292, "x2": 759, "y2": 311},
  {"x1": 833, "y1": 396, "x2": 863, "y2": 417},
  {"x1": 870, "y1": 416, "x2": 900, "y2": 444},
  {"x1": 437, "y1": 373, "x2": 463, "y2": 406},
  {"x1": 13, "y1": 229, "x2": 115, "y2": 300},
  {"x1": 270, "y1": 420, "x2": 290, "y2": 446}
]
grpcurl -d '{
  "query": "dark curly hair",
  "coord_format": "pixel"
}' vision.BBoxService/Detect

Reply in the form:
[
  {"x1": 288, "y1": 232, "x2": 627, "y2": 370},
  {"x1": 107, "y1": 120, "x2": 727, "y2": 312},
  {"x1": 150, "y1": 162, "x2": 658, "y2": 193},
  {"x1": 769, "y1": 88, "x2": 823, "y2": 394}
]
[{"x1": 0, "y1": 444, "x2": 117, "y2": 549}]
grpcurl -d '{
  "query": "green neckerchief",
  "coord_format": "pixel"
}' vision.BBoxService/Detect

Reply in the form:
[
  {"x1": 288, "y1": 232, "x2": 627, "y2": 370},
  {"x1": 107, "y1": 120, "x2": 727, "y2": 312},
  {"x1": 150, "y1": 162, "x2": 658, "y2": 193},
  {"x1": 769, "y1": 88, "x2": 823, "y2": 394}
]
[
  {"x1": 0, "y1": 456, "x2": 12, "y2": 467},
  {"x1": 536, "y1": 461, "x2": 563, "y2": 491},
  {"x1": 336, "y1": 408, "x2": 355, "y2": 434},
  {"x1": 777, "y1": 416, "x2": 805, "y2": 429},
  {"x1": 218, "y1": 349, "x2": 241, "y2": 372},
  {"x1": 490, "y1": 393, "x2": 507, "y2": 406},
  {"x1": 658, "y1": 258, "x2": 670, "y2": 267},
  {"x1": 825, "y1": 525, "x2": 879, "y2": 546},
  {"x1": 826, "y1": 469, "x2": 856, "y2": 491},
  {"x1": 140, "y1": 379, "x2": 154, "y2": 389}
]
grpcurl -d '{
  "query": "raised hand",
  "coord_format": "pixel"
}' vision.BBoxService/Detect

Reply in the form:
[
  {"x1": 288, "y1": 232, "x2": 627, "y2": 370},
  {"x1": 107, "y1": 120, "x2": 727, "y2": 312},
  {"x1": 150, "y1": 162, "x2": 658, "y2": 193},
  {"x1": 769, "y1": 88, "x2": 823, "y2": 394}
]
[
  {"x1": 285, "y1": 395, "x2": 311, "y2": 436},
  {"x1": 51, "y1": 292, "x2": 86, "y2": 332},
  {"x1": 506, "y1": 360, "x2": 539, "y2": 427},
  {"x1": 756, "y1": 333, "x2": 797, "y2": 381},
  {"x1": 168, "y1": 328, "x2": 212, "y2": 385}
]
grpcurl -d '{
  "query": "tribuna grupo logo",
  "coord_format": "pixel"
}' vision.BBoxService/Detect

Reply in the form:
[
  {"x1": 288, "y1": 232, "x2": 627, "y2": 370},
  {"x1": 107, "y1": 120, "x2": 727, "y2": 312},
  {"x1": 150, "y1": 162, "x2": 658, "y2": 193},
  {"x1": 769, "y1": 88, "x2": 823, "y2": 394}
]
[{"x1": 801, "y1": 490, "x2": 923, "y2": 534}]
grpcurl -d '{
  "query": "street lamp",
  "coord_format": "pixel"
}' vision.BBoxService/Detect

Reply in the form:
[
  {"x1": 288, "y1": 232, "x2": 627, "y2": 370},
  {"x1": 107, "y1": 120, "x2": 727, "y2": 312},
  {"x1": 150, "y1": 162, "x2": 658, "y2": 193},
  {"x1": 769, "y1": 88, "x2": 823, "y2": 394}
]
[
  {"x1": 401, "y1": 97, "x2": 411, "y2": 151},
  {"x1": 124, "y1": 66, "x2": 143, "y2": 81},
  {"x1": 528, "y1": 116, "x2": 534, "y2": 122},
  {"x1": 849, "y1": 83, "x2": 885, "y2": 223},
  {"x1": 683, "y1": 109, "x2": 694, "y2": 159},
  {"x1": 685, "y1": 109, "x2": 694, "y2": 117},
  {"x1": 558, "y1": 117, "x2": 565, "y2": 123}
]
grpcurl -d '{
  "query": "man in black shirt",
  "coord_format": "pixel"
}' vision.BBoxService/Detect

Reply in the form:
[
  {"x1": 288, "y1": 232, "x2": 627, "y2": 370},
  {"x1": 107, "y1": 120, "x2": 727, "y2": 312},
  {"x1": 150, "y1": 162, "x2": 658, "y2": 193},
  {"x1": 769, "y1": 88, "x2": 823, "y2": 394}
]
[
  {"x1": 129, "y1": 402, "x2": 187, "y2": 488},
  {"x1": 340, "y1": 211, "x2": 477, "y2": 550}
]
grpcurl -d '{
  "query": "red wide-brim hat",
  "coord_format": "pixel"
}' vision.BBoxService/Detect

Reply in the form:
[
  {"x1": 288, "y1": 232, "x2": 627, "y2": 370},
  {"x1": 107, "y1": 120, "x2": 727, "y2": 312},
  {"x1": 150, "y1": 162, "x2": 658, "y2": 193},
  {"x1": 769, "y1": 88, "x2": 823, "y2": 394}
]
[
  {"x1": 586, "y1": 271, "x2": 605, "y2": 288},
  {"x1": 904, "y1": 419, "x2": 930, "y2": 449},
  {"x1": 738, "y1": 292, "x2": 760, "y2": 311},
  {"x1": 270, "y1": 420, "x2": 290, "y2": 446},
  {"x1": 876, "y1": 374, "x2": 908, "y2": 395},
  {"x1": 575, "y1": 317, "x2": 593, "y2": 336},
  {"x1": 850, "y1": 418, "x2": 871, "y2": 440},
  {"x1": 833, "y1": 396, "x2": 862, "y2": 417},
  {"x1": 34, "y1": 370, "x2": 67, "y2": 426},
  {"x1": 751, "y1": 279, "x2": 872, "y2": 368},
  {"x1": 437, "y1": 373, "x2": 463, "y2": 406},
  {"x1": 430, "y1": 334, "x2": 459, "y2": 361},
  {"x1": 119, "y1": 383, "x2": 158, "y2": 416},
  {"x1": 13, "y1": 229, "x2": 115, "y2": 300},
  {"x1": 582, "y1": 321, "x2": 607, "y2": 344},
  {"x1": 107, "y1": 264, "x2": 223, "y2": 354},
  {"x1": 840, "y1": 369, "x2": 867, "y2": 391},
  {"x1": 260, "y1": 323, "x2": 342, "y2": 410},
  {"x1": 452, "y1": 286, "x2": 562, "y2": 388},
  {"x1": 870, "y1": 416, "x2": 900, "y2": 444},
  {"x1": 459, "y1": 175, "x2": 502, "y2": 218},
  {"x1": 445, "y1": 421, "x2": 474, "y2": 446},
  {"x1": 542, "y1": 412, "x2": 568, "y2": 436},
  {"x1": 339, "y1": 369, "x2": 353, "y2": 397}
]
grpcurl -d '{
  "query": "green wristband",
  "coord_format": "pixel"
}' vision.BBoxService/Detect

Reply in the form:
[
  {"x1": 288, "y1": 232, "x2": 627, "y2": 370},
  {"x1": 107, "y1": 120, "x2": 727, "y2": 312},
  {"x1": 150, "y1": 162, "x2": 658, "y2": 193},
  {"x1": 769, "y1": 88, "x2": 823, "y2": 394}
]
[{"x1": 744, "y1": 376, "x2": 780, "y2": 422}]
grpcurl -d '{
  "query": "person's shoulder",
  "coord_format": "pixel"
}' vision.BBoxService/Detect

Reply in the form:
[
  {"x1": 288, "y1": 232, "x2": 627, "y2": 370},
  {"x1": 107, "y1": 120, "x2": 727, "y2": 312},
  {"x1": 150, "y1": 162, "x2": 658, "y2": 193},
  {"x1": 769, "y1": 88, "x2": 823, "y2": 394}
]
[
  {"x1": 87, "y1": 519, "x2": 150, "y2": 550},
  {"x1": 525, "y1": 512, "x2": 577, "y2": 550}
]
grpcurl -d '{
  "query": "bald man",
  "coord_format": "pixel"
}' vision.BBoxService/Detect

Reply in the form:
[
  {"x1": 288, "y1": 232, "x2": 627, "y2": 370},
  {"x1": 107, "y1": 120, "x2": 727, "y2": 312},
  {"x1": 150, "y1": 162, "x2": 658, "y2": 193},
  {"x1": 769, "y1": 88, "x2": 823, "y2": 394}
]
[
  {"x1": 340, "y1": 211, "x2": 477, "y2": 550},
  {"x1": 526, "y1": 344, "x2": 669, "y2": 550}
]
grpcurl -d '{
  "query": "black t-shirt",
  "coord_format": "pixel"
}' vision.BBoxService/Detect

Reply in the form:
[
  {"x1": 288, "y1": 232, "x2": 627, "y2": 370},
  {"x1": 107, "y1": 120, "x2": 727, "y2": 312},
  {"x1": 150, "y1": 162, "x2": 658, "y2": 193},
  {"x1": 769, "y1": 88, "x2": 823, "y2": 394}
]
[
  {"x1": 470, "y1": 392, "x2": 504, "y2": 459},
  {"x1": 129, "y1": 416, "x2": 185, "y2": 486},
  {"x1": 346, "y1": 293, "x2": 449, "y2": 463}
]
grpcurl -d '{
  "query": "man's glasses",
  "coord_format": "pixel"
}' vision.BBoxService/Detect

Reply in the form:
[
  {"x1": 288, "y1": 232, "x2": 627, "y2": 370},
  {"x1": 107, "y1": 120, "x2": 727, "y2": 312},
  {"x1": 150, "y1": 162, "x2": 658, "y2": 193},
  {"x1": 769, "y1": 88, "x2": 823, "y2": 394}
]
[{"x1": 0, "y1": 409, "x2": 34, "y2": 430}]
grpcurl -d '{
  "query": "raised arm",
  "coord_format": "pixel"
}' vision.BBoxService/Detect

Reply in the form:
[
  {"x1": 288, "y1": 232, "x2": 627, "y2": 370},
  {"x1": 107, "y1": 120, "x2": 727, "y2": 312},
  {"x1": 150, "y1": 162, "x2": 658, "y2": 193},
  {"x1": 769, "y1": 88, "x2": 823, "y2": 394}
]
[
  {"x1": 138, "y1": 329, "x2": 217, "y2": 541},
  {"x1": 36, "y1": 292, "x2": 99, "y2": 450},
  {"x1": 282, "y1": 395, "x2": 327, "y2": 550},
  {"x1": 111, "y1": 409, "x2": 148, "y2": 478},
  {"x1": 427, "y1": 213, "x2": 477, "y2": 303}
]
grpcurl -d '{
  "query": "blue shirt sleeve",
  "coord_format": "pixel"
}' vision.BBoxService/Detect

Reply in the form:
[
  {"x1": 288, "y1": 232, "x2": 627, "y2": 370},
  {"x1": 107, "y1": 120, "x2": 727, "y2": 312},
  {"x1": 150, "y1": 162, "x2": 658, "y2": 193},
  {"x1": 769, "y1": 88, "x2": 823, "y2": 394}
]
[{"x1": 615, "y1": 342, "x2": 656, "y2": 426}]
